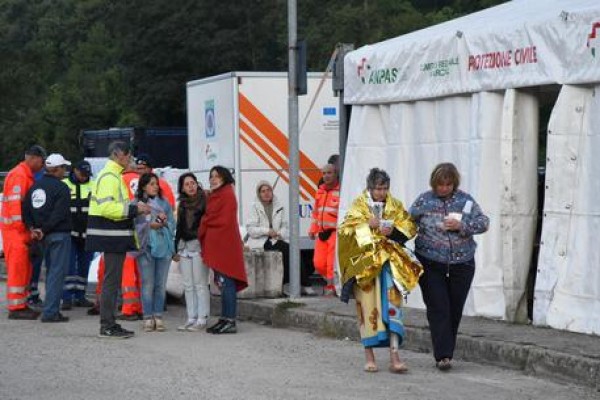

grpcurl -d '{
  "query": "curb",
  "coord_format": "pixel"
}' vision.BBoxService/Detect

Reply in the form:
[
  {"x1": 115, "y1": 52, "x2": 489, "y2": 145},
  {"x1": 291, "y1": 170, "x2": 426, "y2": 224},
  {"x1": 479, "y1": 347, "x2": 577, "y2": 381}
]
[{"x1": 229, "y1": 298, "x2": 600, "y2": 391}]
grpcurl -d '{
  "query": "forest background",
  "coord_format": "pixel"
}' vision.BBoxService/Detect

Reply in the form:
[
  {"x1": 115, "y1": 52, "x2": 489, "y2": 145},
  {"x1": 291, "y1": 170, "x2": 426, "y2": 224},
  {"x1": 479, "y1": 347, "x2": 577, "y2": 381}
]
[{"x1": 0, "y1": 0, "x2": 505, "y2": 170}]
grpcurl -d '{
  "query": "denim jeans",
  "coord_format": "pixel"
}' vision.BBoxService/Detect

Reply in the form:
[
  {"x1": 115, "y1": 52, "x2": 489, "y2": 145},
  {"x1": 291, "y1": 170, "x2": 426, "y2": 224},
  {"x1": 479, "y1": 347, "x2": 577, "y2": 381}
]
[
  {"x1": 63, "y1": 239, "x2": 94, "y2": 302},
  {"x1": 218, "y1": 273, "x2": 237, "y2": 320},
  {"x1": 42, "y1": 232, "x2": 72, "y2": 318},
  {"x1": 137, "y1": 251, "x2": 171, "y2": 318},
  {"x1": 178, "y1": 240, "x2": 209, "y2": 321}
]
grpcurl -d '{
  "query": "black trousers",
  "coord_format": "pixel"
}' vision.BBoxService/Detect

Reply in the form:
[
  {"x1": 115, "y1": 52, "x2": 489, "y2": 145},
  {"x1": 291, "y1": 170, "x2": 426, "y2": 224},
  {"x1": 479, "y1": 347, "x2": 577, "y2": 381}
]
[
  {"x1": 417, "y1": 255, "x2": 475, "y2": 361},
  {"x1": 100, "y1": 252, "x2": 126, "y2": 329},
  {"x1": 263, "y1": 239, "x2": 290, "y2": 284},
  {"x1": 263, "y1": 240, "x2": 312, "y2": 286}
]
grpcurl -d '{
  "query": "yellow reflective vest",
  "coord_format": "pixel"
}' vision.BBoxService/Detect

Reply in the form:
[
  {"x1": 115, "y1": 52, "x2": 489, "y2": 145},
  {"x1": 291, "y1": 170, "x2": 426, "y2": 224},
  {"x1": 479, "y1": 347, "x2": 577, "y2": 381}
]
[{"x1": 85, "y1": 160, "x2": 137, "y2": 252}]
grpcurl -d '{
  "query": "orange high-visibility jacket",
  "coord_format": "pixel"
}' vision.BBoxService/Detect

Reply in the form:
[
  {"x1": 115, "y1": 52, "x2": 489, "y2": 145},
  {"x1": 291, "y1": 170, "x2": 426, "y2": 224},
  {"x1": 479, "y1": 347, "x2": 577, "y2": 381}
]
[
  {"x1": 1, "y1": 162, "x2": 35, "y2": 232},
  {"x1": 308, "y1": 182, "x2": 340, "y2": 235}
]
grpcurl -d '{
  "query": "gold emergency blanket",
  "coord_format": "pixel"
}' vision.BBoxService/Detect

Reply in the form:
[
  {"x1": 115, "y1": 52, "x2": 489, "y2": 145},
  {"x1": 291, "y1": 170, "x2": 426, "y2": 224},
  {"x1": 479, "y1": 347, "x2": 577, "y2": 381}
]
[{"x1": 338, "y1": 191, "x2": 422, "y2": 292}]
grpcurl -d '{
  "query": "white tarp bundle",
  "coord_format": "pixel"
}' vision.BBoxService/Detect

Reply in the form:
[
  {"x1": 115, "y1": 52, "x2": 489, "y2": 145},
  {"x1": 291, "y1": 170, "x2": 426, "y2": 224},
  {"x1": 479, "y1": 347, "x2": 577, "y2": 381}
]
[
  {"x1": 342, "y1": 0, "x2": 600, "y2": 333},
  {"x1": 534, "y1": 85, "x2": 600, "y2": 335}
]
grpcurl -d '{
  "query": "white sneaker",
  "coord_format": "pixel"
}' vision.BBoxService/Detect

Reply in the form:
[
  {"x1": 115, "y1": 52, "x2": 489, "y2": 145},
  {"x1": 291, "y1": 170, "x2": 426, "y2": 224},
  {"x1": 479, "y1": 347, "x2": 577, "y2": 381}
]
[
  {"x1": 154, "y1": 317, "x2": 166, "y2": 332},
  {"x1": 301, "y1": 286, "x2": 317, "y2": 296},
  {"x1": 188, "y1": 318, "x2": 207, "y2": 331},
  {"x1": 143, "y1": 318, "x2": 155, "y2": 332},
  {"x1": 177, "y1": 320, "x2": 196, "y2": 332}
]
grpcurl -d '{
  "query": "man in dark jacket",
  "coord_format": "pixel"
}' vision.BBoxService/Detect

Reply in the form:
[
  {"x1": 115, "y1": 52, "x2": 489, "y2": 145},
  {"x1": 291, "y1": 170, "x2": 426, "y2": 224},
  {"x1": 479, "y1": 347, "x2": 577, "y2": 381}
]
[
  {"x1": 23, "y1": 153, "x2": 73, "y2": 323},
  {"x1": 61, "y1": 160, "x2": 95, "y2": 310}
]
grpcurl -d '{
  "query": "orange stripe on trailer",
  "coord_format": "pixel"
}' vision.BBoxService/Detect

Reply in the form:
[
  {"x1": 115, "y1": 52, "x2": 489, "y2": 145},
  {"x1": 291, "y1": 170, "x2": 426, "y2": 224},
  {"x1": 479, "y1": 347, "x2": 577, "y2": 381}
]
[
  {"x1": 240, "y1": 118, "x2": 314, "y2": 200},
  {"x1": 239, "y1": 93, "x2": 322, "y2": 188},
  {"x1": 239, "y1": 130, "x2": 310, "y2": 201}
]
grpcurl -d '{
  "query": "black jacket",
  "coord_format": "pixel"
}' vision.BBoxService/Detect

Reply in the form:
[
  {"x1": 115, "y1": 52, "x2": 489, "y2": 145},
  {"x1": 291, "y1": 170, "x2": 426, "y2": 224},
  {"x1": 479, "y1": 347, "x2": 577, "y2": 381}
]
[{"x1": 23, "y1": 174, "x2": 72, "y2": 235}]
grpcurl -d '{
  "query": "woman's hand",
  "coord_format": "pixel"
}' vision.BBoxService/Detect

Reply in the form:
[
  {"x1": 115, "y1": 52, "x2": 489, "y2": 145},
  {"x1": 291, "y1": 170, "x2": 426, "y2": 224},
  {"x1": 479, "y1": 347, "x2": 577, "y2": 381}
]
[
  {"x1": 368, "y1": 217, "x2": 380, "y2": 229},
  {"x1": 149, "y1": 221, "x2": 163, "y2": 230},
  {"x1": 268, "y1": 229, "x2": 279, "y2": 239},
  {"x1": 172, "y1": 254, "x2": 181, "y2": 262},
  {"x1": 379, "y1": 226, "x2": 393, "y2": 236},
  {"x1": 443, "y1": 218, "x2": 462, "y2": 231}
]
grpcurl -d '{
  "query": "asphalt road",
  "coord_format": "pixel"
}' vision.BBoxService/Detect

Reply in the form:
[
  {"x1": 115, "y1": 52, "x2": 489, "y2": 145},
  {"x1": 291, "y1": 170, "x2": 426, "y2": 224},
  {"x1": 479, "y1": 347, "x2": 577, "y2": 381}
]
[{"x1": 0, "y1": 306, "x2": 598, "y2": 400}]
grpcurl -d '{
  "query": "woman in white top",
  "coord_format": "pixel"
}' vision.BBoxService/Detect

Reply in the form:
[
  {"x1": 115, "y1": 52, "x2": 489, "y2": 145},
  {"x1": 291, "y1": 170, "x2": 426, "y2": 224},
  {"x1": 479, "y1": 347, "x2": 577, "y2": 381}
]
[{"x1": 246, "y1": 181, "x2": 290, "y2": 286}]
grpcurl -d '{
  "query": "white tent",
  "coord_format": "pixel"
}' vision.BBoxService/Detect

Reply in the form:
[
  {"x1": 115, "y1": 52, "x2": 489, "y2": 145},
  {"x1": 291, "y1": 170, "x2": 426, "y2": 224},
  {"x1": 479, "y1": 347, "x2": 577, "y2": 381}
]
[{"x1": 342, "y1": 0, "x2": 600, "y2": 334}]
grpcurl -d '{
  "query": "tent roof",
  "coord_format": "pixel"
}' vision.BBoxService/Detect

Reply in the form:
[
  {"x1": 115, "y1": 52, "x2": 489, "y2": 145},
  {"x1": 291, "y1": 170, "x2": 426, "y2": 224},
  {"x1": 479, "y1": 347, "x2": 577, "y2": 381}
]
[{"x1": 344, "y1": 0, "x2": 600, "y2": 104}]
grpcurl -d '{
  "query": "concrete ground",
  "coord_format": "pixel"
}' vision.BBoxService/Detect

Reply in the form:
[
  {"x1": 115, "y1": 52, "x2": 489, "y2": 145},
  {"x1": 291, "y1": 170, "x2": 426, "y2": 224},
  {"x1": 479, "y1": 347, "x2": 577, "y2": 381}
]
[
  {"x1": 1, "y1": 257, "x2": 599, "y2": 396},
  {"x1": 1, "y1": 305, "x2": 599, "y2": 400}
]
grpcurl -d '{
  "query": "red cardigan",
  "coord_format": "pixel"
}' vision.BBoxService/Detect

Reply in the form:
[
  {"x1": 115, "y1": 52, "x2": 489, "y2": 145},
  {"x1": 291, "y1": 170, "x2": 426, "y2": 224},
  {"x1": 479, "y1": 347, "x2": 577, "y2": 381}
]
[{"x1": 198, "y1": 184, "x2": 248, "y2": 291}]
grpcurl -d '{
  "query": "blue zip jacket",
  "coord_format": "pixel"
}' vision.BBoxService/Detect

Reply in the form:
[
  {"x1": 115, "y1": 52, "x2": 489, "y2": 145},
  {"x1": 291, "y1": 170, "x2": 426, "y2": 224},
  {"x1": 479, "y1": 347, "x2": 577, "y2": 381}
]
[{"x1": 409, "y1": 189, "x2": 489, "y2": 264}]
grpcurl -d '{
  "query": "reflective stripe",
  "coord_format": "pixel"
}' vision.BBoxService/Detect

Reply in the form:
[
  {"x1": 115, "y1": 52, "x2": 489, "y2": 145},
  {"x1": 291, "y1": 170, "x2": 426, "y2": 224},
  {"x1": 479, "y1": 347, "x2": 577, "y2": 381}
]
[
  {"x1": 81, "y1": 207, "x2": 89, "y2": 212},
  {"x1": 92, "y1": 196, "x2": 115, "y2": 205},
  {"x1": 8, "y1": 286, "x2": 27, "y2": 294},
  {"x1": 8, "y1": 298, "x2": 27, "y2": 306},
  {"x1": 64, "y1": 283, "x2": 85, "y2": 290},
  {"x1": 70, "y1": 207, "x2": 77, "y2": 212},
  {"x1": 320, "y1": 221, "x2": 338, "y2": 228},
  {"x1": 71, "y1": 231, "x2": 87, "y2": 238},
  {"x1": 317, "y1": 206, "x2": 338, "y2": 213},
  {"x1": 1, "y1": 194, "x2": 21, "y2": 202},
  {"x1": 86, "y1": 228, "x2": 134, "y2": 237},
  {"x1": 122, "y1": 298, "x2": 139, "y2": 304},
  {"x1": 122, "y1": 286, "x2": 138, "y2": 294},
  {"x1": 1, "y1": 215, "x2": 22, "y2": 224}
]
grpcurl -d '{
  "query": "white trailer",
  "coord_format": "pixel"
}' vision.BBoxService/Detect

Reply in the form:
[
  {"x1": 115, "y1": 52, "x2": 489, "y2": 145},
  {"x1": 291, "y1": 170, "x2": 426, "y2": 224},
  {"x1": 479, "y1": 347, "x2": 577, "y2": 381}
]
[{"x1": 187, "y1": 72, "x2": 339, "y2": 249}]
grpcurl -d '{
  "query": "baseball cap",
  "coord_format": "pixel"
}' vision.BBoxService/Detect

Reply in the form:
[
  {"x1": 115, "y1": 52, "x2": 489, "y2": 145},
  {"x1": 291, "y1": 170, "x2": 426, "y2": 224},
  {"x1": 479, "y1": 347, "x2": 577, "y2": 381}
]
[
  {"x1": 75, "y1": 160, "x2": 93, "y2": 176},
  {"x1": 25, "y1": 145, "x2": 47, "y2": 159},
  {"x1": 45, "y1": 153, "x2": 71, "y2": 167},
  {"x1": 135, "y1": 153, "x2": 153, "y2": 168}
]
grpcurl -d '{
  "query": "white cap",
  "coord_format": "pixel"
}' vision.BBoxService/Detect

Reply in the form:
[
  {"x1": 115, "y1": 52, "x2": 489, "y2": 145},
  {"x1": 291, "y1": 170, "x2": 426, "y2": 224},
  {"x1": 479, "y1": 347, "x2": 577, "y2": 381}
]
[{"x1": 45, "y1": 153, "x2": 71, "y2": 167}]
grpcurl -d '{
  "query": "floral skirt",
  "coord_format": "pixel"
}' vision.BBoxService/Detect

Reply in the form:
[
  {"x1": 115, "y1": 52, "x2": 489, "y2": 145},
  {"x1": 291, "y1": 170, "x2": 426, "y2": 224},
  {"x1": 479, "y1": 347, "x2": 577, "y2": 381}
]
[{"x1": 353, "y1": 263, "x2": 405, "y2": 348}]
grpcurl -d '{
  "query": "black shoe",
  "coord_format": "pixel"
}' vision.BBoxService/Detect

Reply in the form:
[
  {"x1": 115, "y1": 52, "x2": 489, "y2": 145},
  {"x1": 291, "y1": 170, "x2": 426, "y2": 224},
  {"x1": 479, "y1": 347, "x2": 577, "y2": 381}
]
[
  {"x1": 206, "y1": 319, "x2": 226, "y2": 333},
  {"x1": 61, "y1": 301, "x2": 73, "y2": 311},
  {"x1": 73, "y1": 298, "x2": 95, "y2": 308},
  {"x1": 212, "y1": 320, "x2": 237, "y2": 334},
  {"x1": 115, "y1": 323, "x2": 135, "y2": 336},
  {"x1": 8, "y1": 306, "x2": 41, "y2": 320},
  {"x1": 87, "y1": 306, "x2": 100, "y2": 316},
  {"x1": 41, "y1": 313, "x2": 69, "y2": 323},
  {"x1": 98, "y1": 324, "x2": 134, "y2": 339}
]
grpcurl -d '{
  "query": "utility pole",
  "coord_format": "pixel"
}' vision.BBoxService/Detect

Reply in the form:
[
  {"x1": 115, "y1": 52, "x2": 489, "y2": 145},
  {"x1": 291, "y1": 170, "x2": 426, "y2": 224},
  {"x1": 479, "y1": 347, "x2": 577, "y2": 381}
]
[
  {"x1": 287, "y1": 0, "x2": 301, "y2": 299},
  {"x1": 332, "y1": 43, "x2": 354, "y2": 178}
]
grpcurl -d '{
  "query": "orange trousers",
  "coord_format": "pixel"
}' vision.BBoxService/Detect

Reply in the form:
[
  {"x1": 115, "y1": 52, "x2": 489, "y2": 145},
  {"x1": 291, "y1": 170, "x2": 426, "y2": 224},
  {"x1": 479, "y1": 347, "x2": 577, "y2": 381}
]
[
  {"x1": 313, "y1": 233, "x2": 337, "y2": 285},
  {"x1": 2, "y1": 230, "x2": 33, "y2": 311},
  {"x1": 95, "y1": 254, "x2": 142, "y2": 315}
]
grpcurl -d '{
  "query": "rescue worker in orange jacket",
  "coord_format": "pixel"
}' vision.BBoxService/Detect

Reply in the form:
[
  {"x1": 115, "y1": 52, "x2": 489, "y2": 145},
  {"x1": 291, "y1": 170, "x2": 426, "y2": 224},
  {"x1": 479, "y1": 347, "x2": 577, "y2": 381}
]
[
  {"x1": 134, "y1": 153, "x2": 175, "y2": 208},
  {"x1": 308, "y1": 163, "x2": 340, "y2": 296},
  {"x1": 118, "y1": 164, "x2": 144, "y2": 320},
  {"x1": 1, "y1": 145, "x2": 46, "y2": 319}
]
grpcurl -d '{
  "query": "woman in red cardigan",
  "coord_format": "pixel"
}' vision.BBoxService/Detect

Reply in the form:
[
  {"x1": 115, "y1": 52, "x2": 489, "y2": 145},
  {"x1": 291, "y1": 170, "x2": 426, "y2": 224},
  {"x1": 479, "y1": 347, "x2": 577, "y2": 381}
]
[{"x1": 198, "y1": 166, "x2": 247, "y2": 334}]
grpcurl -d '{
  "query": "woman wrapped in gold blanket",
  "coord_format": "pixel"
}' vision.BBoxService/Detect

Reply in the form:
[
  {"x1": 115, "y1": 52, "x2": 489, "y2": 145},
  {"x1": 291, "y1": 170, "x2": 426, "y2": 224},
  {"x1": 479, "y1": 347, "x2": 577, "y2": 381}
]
[{"x1": 338, "y1": 168, "x2": 422, "y2": 373}]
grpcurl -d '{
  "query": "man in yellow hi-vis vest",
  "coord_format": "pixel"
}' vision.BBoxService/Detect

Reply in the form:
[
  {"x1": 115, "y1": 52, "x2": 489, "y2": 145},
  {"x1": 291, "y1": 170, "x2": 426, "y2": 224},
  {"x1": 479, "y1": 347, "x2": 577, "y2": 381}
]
[{"x1": 85, "y1": 141, "x2": 150, "y2": 339}]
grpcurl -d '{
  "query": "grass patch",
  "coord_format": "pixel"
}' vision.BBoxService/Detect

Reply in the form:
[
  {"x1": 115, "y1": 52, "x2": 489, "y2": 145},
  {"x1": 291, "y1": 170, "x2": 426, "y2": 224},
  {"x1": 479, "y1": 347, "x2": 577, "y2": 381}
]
[{"x1": 274, "y1": 300, "x2": 306, "y2": 312}]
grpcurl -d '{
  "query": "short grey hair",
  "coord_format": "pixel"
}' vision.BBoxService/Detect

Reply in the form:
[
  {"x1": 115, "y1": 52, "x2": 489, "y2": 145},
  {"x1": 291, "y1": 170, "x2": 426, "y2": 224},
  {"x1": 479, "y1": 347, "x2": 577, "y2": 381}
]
[
  {"x1": 107, "y1": 141, "x2": 130, "y2": 160},
  {"x1": 366, "y1": 168, "x2": 390, "y2": 190}
]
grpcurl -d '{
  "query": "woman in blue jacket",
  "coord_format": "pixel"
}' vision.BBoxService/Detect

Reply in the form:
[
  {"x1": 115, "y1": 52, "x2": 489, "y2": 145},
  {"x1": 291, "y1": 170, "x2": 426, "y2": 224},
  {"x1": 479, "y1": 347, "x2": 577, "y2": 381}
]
[
  {"x1": 410, "y1": 163, "x2": 489, "y2": 371},
  {"x1": 135, "y1": 172, "x2": 175, "y2": 332}
]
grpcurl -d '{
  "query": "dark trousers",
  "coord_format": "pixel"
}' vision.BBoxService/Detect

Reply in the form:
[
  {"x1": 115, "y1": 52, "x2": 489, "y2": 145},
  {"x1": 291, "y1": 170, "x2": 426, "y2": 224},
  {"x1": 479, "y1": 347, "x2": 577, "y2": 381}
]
[
  {"x1": 418, "y1": 255, "x2": 475, "y2": 361},
  {"x1": 263, "y1": 239, "x2": 290, "y2": 284},
  {"x1": 100, "y1": 252, "x2": 126, "y2": 329}
]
